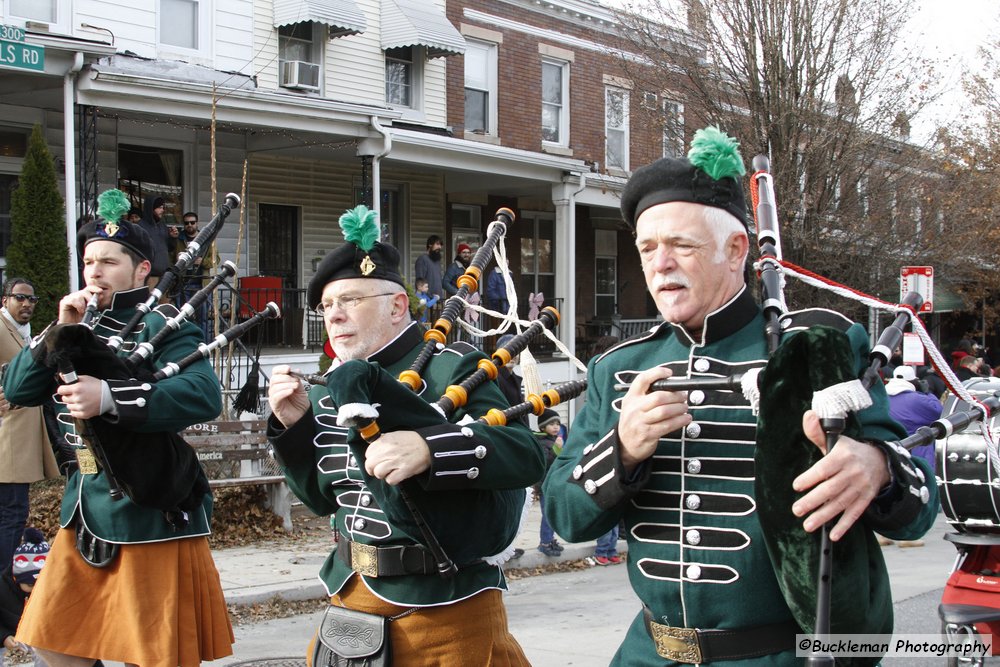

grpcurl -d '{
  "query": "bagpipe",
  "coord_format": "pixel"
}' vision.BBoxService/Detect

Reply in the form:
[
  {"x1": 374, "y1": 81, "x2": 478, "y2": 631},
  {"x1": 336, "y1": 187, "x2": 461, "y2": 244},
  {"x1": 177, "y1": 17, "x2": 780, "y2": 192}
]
[
  {"x1": 298, "y1": 207, "x2": 588, "y2": 577},
  {"x1": 32, "y1": 193, "x2": 283, "y2": 525}
]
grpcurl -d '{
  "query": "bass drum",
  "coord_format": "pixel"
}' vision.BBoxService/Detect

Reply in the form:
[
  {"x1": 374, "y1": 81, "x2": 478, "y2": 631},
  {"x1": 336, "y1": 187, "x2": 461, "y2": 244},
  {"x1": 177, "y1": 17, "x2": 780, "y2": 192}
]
[{"x1": 938, "y1": 377, "x2": 1000, "y2": 534}]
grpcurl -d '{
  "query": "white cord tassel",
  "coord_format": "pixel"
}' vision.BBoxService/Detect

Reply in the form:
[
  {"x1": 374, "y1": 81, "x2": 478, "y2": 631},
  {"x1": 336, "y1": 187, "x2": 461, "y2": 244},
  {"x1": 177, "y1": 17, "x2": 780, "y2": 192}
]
[
  {"x1": 741, "y1": 367, "x2": 762, "y2": 415},
  {"x1": 811, "y1": 380, "x2": 872, "y2": 420}
]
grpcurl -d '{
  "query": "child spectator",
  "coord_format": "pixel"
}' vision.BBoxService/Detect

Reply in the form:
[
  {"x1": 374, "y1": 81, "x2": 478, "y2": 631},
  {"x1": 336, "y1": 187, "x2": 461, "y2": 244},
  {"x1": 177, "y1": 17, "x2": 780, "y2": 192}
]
[
  {"x1": 414, "y1": 278, "x2": 439, "y2": 323},
  {"x1": 535, "y1": 409, "x2": 565, "y2": 557},
  {"x1": 2, "y1": 529, "x2": 47, "y2": 665}
]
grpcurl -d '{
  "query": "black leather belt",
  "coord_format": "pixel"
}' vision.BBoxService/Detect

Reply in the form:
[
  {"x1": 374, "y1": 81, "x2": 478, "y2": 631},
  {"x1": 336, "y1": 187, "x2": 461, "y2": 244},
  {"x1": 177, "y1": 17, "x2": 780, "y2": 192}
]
[
  {"x1": 336, "y1": 537, "x2": 439, "y2": 578},
  {"x1": 642, "y1": 606, "x2": 799, "y2": 664}
]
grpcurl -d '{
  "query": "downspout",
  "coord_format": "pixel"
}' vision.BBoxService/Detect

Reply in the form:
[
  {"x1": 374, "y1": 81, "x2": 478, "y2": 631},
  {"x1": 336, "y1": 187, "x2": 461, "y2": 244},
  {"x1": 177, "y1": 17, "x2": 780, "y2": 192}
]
[
  {"x1": 64, "y1": 52, "x2": 84, "y2": 291},
  {"x1": 369, "y1": 116, "x2": 391, "y2": 222}
]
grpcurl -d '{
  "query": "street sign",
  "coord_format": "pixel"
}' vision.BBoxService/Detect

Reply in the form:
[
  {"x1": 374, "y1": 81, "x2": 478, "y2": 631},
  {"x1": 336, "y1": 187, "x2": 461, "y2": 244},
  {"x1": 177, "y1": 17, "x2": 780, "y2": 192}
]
[
  {"x1": 0, "y1": 24, "x2": 25, "y2": 42},
  {"x1": 0, "y1": 24, "x2": 44, "y2": 72},
  {"x1": 900, "y1": 265, "x2": 933, "y2": 313}
]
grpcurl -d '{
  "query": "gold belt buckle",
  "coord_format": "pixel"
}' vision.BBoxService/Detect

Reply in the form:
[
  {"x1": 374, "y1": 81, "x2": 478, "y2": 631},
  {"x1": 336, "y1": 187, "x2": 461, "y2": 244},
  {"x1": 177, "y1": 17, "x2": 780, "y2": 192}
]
[
  {"x1": 76, "y1": 449, "x2": 98, "y2": 475},
  {"x1": 350, "y1": 541, "x2": 379, "y2": 578},
  {"x1": 650, "y1": 621, "x2": 702, "y2": 664}
]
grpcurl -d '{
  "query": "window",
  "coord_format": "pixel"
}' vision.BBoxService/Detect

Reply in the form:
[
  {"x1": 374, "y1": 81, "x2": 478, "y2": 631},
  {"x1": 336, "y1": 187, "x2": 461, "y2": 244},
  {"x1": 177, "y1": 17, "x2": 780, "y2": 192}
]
[
  {"x1": 541, "y1": 59, "x2": 569, "y2": 145},
  {"x1": 594, "y1": 230, "x2": 618, "y2": 317},
  {"x1": 0, "y1": 174, "x2": 17, "y2": 263},
  {"x1": 9, "y1": 0, "x2": 55, "y2": 22},
  {"x1": 116, "y1": 144, "x2": 184, "y2": 227},
  {"x1": 278, "y1": 23, "x2": 321, "y2": 91},
  {"x1": 605, "y1": 87, "x2": 629, "y2": 171},
  {"x1": 662, "y1": 99, "x2": 684, "y2": 158},
  {"x1": 464, "y1": 41, "x2": 497, "y2": 135},
  {"x1": 519, "y1": 213, "x2": 555, "y2": 316},
  {"x1": 386, "y1": 47, "x2": 421, "y2": 110},
  {"x1": 159, "y1": 0, "x2": 208, "y2": 52},
  {"x1": 279, "y1": 23, "x2": 317, "y2": 64}
]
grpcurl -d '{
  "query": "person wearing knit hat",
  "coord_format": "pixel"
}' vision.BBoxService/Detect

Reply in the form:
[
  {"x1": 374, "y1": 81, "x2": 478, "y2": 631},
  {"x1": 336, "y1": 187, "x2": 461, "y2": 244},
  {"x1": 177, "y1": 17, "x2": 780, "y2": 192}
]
[
  {"x1": 268, "y1": 205, "x2": 542, "y2": 665},
  {"x1": 543, "y1": 127, "x2": 936, "y2": 665},
  {"x1": 1, "y1": 188, "x2": 234, "y2": 666},
  {"x1": 442, "y1": 242, "x2": 474, "y2": 298},
  {"x1": 534, "y1": 409, "x2": 564, "y2": 558},
  {"x1": 10, "y1": 528, "x2": 48, "y2": 589}
]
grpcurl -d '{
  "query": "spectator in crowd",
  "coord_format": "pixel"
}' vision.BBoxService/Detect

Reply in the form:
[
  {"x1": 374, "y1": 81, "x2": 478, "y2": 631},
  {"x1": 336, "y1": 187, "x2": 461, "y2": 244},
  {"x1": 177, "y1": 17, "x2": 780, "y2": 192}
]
[
  {"x1": 886, "y1": 365, "x2": 943, "y2": 473},
  {"x1": 0, "y1": 279, "x2": 58, "y2": 570},
  {"x1": 414, "y1": 235, "x2": 444, "y2": 310},
  {"x1": 443, "y1": 243, "x2": 473, "y2": 297},
  {"x1": 138, "y1": 195, "x2": 170, "y2": 289},
  {"x1": 414, "y1": 278, "x2": 439, "y2": 324},
  {"x1": 535, "y1": 409, "x2": 565, "y2": 558},
  {"x1": 485, "y1": 266, "x2": 511, "y2": 316}
]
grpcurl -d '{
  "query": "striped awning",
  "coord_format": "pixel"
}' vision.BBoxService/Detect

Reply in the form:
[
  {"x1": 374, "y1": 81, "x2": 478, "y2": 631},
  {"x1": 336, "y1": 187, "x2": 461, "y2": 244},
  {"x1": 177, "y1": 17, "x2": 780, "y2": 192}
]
[
  {"x1": 272, "y1": 0, "x2": 367, "y2": 37},
  {"x1": 381, "y1": 0, "x2": 466, "y2": 58}
]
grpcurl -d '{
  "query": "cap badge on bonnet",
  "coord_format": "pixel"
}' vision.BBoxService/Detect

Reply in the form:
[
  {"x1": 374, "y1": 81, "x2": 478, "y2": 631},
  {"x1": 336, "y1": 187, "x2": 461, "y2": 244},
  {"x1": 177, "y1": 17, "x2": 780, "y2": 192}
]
[
  {"x1": 340, "y1": 205, "x2": 380, "y2": 275},
  {"x1": 96, "y1": 188, "x2": 131, "y2": 239}
]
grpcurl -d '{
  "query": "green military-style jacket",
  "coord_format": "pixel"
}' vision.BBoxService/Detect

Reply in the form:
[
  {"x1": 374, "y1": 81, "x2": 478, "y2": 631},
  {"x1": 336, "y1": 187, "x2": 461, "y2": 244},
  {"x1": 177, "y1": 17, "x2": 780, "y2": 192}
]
[
  {"x1": 4, "y1": 286, "x2": 221, "y2": 543},
  {"x1": 269, "y1": 322, "x2": 546, "y2": 606},
  {"x1": 543, "y1": 287, "x2": 938, "y2": 666}
]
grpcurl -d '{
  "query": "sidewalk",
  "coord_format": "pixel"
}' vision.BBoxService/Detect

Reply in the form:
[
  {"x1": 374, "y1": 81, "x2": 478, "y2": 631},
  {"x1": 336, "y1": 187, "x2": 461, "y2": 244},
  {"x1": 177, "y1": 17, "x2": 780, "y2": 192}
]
[
  {"x1": 214, "y1": 499, "x2": 954, "y2": 607},
  {"x1": 215, "y1": 498, "x2": 622, "y2": 606}
]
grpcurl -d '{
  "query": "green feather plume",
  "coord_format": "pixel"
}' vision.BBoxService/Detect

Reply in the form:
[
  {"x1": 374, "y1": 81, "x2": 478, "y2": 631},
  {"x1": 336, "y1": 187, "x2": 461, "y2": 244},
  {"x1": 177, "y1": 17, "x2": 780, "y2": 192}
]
[
  {"x1": 688, "y1": 126, "x2": 746, "y2": 180},
  {"x1": 339, "y1": 205, "x2": 379, "y2": 252},
  {"x1": 97, "y1": 189, "x2": 131, "y2": 222}
]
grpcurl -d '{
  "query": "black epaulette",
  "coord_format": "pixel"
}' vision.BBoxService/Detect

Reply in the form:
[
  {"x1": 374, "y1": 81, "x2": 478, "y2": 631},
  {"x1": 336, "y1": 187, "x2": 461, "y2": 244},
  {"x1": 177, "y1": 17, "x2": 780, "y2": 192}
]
[
  {"x1": 778, "y1": 308, "x2": 854, "y2": 337},
  {"x1": 592, "y1": 321, "x2": 671, "y2": 366},
  {"x1": 152, "y1": 302, "x2": 182, "y2": 320}
]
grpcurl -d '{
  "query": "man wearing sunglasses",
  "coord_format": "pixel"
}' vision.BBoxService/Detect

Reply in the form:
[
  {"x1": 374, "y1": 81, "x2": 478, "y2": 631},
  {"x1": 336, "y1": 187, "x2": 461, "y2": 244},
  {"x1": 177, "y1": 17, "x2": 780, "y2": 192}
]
[
  {"x1": 171, "y1": 212, "x2": 213, "y2": 340},
  {"x1": 0, "y1": 278, "x2": 58, "y2": 572}
]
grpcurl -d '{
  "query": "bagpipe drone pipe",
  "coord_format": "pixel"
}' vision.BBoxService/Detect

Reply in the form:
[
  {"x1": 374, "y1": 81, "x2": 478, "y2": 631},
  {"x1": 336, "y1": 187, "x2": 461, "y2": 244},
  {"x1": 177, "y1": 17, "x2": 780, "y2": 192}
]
[
  {"x1": 25, "y1": 192, "x2": 284, "y2": 521},
  {"x1": 299, "y1": 281, "x2": 564, "y2": 577},
  {"x1": 610, "y1": 155, "x2": 938, "y2": 664},
  {"x1": 31, "y1": 295, "x2": 280, "y2": 521}
]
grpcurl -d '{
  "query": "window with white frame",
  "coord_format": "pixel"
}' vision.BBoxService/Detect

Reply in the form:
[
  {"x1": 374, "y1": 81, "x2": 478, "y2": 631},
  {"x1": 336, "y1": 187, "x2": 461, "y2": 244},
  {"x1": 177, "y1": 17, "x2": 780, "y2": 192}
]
[
  {"x1": 662, "y1": 99, "x2": 684, "y2": 158},
  {"x1": 541, "y1": 59, "x2": 569, "y2": 146},
  {"x1": 605, "y1": 87, "x2": 629, "y2": 171},
  {"x1": 159, "y1": 0, "x2": 208, "y2": 52},
  {"x1": 278, "y1": 23, "x2": 321, "y2": 91},
  {"x1": 8, "y1": 0, "x2": 55, "y2": 22},
  {"x1": 519, "y1": 213, "x2": 555, "y2": 317},
  {"x1": 386, "y1": 46, "x2": 422, "y2": 110},
  {"x1": 464, "y1": 40, "x2": 498, "y2": 135}
]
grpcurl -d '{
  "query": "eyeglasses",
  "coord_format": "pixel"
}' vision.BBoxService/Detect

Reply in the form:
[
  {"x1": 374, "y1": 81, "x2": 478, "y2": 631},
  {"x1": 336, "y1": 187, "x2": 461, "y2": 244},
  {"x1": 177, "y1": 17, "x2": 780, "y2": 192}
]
[
  {"x1": 316, "y1": 293, "x2": 396, "y2": 315},
  {"x1": 6, "y1": 294, "x2": 38, "y2": 303},
  {"x1": 183, "y1": 221, "x2": 198, "y2": 225}
]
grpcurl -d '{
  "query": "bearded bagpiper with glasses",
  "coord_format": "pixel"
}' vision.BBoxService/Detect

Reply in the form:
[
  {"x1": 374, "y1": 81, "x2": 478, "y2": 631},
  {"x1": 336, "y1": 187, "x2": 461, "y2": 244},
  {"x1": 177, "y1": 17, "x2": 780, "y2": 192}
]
[
  {"x1": 1, "y1": 190, "x2": 234, "y2": 667},
  {"x1": 267, "y1": 206, "x2": 544, "y2": 666}
]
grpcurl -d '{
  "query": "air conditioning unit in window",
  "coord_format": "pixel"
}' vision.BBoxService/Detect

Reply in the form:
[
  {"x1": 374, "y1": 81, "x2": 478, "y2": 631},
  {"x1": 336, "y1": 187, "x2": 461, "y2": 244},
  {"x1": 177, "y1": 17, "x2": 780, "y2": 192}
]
[{"x1": 280, "y1": 60, "x2": 320, "y2": 91}]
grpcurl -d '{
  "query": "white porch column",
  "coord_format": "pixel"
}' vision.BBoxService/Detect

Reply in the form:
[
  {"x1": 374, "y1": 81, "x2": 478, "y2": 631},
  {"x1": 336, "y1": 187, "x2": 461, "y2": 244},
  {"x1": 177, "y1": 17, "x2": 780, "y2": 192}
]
[{"x1": 551, "y1": 177, "x2": 578, "y2": 393}]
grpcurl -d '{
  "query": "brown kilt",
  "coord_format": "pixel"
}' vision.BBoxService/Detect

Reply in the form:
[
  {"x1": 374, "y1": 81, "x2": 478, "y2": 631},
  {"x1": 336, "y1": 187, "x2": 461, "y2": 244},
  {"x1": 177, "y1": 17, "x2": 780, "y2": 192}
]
[
  {"x1": 307, "y1": 575, "x2": 529, "y2": 667},
  {"x1": 16, "y1": 527, "x2": 234, "y2": 667}
]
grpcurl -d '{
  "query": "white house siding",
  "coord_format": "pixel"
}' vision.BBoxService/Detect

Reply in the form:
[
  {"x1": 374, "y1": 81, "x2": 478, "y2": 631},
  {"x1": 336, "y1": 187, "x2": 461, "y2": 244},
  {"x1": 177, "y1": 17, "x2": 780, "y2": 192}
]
[
  {"x1": 193, "y1": 127, "x2": 248, "y2": 271},
  {"x1": 423, "y1": 57, "x2": 447, "y2": 128},
  {"x1": 326, "y1": 0, "x2": 385, "y2": 107},
  {"x1": 76, "y1": 0, "x2": 158, "y2": 60},
  {"x1": 394, "y1": 168, "x2": 446, "y2": 284},
  {"x1": 245, "y1": 154, "x2": 445, "y2": 288},
  {"x1": 251, "y1": 0, "x2": 280, "y2": 90},
  {"x1": 215, "y1": 0, "x2": 256, "y2": 74},
  {"x1": 246, "y1": 154, "x2": 355, "y2": 284}
]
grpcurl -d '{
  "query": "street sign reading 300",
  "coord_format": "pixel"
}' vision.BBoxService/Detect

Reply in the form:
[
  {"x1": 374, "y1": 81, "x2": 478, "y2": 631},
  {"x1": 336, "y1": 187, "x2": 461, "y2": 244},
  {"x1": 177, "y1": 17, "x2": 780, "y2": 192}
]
[{"x1": 0, "y1": 24, "x2": 25, "y2": 42}]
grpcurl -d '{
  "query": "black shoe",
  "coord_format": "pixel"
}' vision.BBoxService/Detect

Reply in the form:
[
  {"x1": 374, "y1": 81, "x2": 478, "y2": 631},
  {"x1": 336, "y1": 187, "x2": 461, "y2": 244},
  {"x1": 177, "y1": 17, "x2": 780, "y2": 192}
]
[
  {"x1": 512, "y1": 548, "x2": 525, "y2": 559},
  {"x1": 550, "y1": 539, "x2": 565, "y2": 553}
]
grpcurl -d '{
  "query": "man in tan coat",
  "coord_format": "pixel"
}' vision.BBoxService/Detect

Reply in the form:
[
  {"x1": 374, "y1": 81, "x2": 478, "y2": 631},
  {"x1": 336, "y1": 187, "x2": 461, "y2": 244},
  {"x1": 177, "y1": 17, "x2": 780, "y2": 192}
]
[{"x1": 0, "y1": 277, "x2": 58, "y2": 567}]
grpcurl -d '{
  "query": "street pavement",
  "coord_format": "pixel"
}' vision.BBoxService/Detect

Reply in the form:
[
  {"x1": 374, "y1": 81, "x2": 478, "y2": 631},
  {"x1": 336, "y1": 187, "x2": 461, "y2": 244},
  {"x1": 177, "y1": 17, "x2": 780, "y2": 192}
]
[{"x1": 103, "y1": 506, "x2": 990, "y2": 666}]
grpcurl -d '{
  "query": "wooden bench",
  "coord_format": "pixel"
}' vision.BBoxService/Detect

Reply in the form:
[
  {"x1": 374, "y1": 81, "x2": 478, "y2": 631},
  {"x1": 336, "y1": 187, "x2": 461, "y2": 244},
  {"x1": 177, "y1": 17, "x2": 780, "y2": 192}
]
[{"x1": 180, "y1": 419, "x2": 292, "y2": 530}]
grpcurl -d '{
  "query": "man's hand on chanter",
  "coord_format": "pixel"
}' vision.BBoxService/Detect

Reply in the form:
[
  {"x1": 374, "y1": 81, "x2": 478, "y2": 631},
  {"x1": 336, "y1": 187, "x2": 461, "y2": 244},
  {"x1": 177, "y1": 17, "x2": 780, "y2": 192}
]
[
  {"x1": 617, "y1": 365, "x2": 692, "y2": 474},
  {"x1": 365, "y1": 430, "x2": 432, "y2": 485},
  {"x1": 268, "y1": 364, "x2": 310, "y2": 428},
  {"x1": 791, "y1": 409, "x2": 891, "y2": 542}
]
